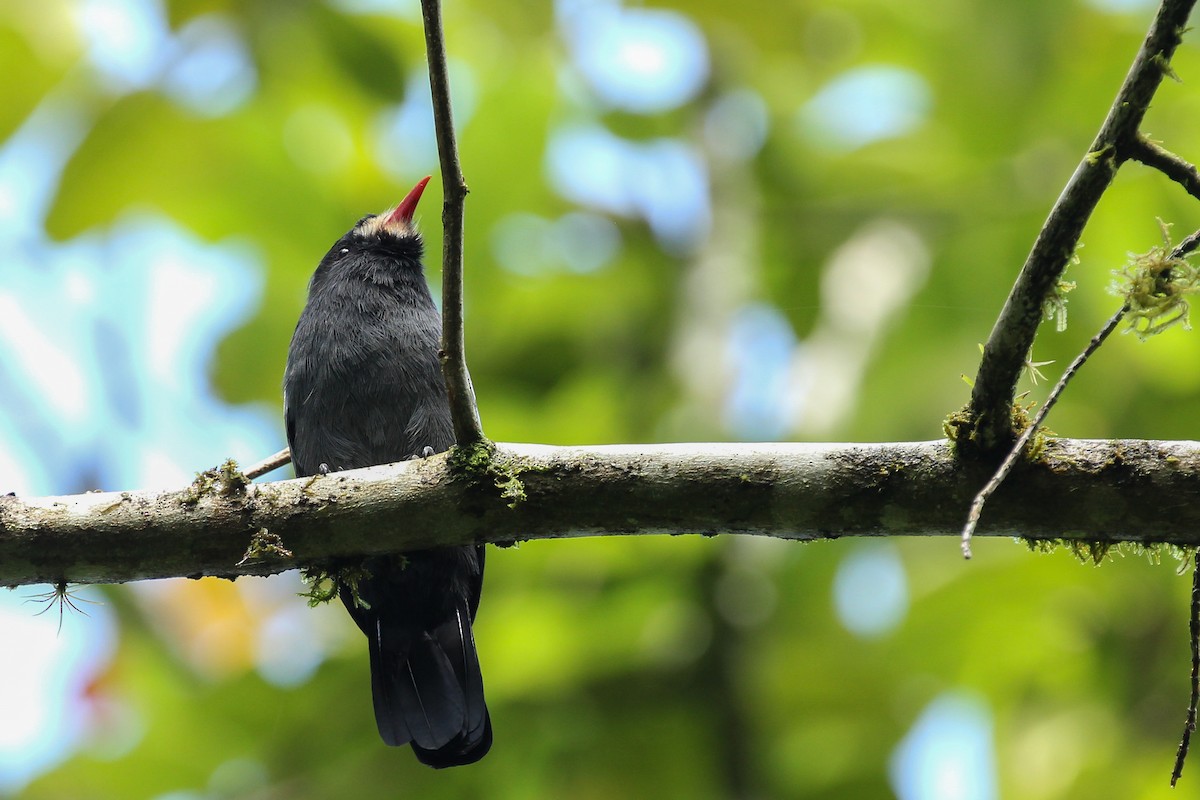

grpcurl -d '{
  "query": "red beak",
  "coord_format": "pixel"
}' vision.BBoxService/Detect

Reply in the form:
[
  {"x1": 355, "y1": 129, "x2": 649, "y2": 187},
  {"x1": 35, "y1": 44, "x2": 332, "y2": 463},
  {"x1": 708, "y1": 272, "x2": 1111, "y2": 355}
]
[{"x1": 385, "y1": 176, "x2": 432, "y2": 227}]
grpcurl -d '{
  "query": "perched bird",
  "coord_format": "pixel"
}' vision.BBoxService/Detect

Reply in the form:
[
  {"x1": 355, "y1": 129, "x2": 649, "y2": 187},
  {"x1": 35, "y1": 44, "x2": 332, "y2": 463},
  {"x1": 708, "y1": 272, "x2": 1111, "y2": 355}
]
[{"x1": 283, "y1": 176, "x2": 491, "y2": 767}]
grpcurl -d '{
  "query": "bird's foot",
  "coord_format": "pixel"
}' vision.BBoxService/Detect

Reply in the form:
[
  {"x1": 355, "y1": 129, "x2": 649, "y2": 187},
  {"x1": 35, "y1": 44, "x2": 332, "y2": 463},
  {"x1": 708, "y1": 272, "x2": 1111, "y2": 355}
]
[{"x1": 302, "y1": 463, "x2": 331, "y2": 490}]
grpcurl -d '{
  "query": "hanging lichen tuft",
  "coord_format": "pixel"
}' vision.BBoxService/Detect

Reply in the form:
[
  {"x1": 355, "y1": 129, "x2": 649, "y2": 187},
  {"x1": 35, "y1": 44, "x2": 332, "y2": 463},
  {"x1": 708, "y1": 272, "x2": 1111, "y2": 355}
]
[{"x1": 1110, "y1": 220, "x2": 1200, "y2": 339}]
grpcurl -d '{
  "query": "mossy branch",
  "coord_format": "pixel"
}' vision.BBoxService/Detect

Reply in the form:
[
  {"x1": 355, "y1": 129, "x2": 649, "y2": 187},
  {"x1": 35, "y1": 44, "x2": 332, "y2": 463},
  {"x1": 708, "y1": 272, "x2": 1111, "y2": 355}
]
[{"x1": 7, "y1": 439, "x2": 1200, "y2": 588}]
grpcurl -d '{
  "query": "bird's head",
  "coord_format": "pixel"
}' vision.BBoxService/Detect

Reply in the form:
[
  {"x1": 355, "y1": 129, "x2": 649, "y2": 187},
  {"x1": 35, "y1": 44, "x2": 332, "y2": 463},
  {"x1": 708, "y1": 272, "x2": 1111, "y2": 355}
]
[
  {"x1": 353, "y1": 175, "x2": 432, "y2": 242},
  {"x1": 312, "y1": 176, "x2": 433, "y2": 287}
]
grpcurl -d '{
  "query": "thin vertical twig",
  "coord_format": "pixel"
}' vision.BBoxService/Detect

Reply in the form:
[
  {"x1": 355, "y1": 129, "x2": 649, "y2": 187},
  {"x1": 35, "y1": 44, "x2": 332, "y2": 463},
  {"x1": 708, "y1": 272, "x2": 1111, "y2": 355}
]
[
  {"x1": 419, "y1": 0, "x2": 486, "y2": 446},
  {"x1": 1172, "y1": 549, "x2": 1200, "y2": 786}
]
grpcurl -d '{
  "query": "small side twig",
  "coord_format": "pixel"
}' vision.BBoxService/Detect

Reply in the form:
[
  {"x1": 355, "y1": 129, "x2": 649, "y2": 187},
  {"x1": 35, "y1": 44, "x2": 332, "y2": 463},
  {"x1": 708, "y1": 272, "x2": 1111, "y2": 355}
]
[
  {"x1": 1129, "y1": 134, "x2": 1200, "y2": 203},
  {"x1": 419, "y1": 0, "x2": 486, "y2": 447},
  {"x1": 242, "y1": 448, "x2": 292, "y2": 480},
  {"x1": 962, "y1": 226, "x2": 1200, "y2": 557},
  {"x1": 1178, "y1": 229, "x2": 1200, "y2": 261},
  {"x1": 1172, "y1": 548, "x2": 1200, "y2": 786},
  {"x1": 960, "y1": 303, "x2": 1129, "y2": 558}
]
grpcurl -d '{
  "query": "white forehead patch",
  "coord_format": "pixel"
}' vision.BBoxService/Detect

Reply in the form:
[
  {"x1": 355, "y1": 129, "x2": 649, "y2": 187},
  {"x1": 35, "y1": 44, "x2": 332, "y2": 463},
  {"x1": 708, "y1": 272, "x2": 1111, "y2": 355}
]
[{"x1": 354, "y1": 208, "x2": 417, "y2": 239}]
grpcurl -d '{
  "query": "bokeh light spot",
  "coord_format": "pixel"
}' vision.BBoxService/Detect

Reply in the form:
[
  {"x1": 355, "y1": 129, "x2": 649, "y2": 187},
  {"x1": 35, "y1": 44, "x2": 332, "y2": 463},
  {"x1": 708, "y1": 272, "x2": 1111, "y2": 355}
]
[
  {"x1": 162, "y1": 16, "x2": 257, "y2": 117},
  {"x1": 800, "y1": 65, "x2": 931, "y2": 151},
  {"x1": 704, "y1": 89, "x2": 770, "y2": 163},
  {"x1": 890, "y1": 693, "x2": 998, "y2": 800},
  {"x1": 557, "y1": 0, "x2": 709, "y2": 112},
  {"x1": 1084, "y1": 0, "x2": 1155, "y2": 11},
  {"x1": 374, "y1": 63, "x2": 477, "y2": 180},
  {"x1": 833, "y1": 542, "x2": 909, "y2": 638},
  {"x1": 546, "y1": 124, "x2": 710, "y2": 251},
  {"x1": 723, "y1": 303, "x2": 798, "y2": 440},
  {"x1": 491, "y1": 212, "x2": 622, "y2": 276},
  {"x1": 78, "y1": 0, "x2": 170, "y2": 91}
]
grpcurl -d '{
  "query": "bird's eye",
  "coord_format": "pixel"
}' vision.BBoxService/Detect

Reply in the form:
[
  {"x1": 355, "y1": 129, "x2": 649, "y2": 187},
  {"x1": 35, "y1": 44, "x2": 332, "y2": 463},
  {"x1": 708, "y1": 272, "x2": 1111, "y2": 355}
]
[{"x1": 340, "y1": 248, "x2": 350, "y2": 255}]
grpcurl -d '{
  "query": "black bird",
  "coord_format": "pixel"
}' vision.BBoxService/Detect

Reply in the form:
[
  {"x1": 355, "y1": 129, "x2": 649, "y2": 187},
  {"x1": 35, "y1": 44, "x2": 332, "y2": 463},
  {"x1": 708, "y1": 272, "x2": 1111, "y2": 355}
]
[{"x1": 283, "y1": 176, "x2": 491, "y2": 767}]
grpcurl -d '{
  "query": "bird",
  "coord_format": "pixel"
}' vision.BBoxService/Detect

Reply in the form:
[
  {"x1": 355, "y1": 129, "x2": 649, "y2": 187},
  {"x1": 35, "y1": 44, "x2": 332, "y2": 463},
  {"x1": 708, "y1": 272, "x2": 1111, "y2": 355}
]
[{"x1": 283, "y1": 176, "x2": 491, "y2": 767}]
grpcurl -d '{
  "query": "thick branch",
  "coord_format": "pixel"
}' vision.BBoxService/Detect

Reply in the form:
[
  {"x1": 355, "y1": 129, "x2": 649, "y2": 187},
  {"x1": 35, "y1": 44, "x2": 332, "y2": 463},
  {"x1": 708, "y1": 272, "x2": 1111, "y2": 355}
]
[
  {"x1": 4, "y1": 439, "x2": 1200, "y2": 588},
  {"x1": 968, "y1": 0, "x2": 1195, "y2": 450},
  {"x1": 419, "y1": 0, "x2": 485, "y2": 445}
]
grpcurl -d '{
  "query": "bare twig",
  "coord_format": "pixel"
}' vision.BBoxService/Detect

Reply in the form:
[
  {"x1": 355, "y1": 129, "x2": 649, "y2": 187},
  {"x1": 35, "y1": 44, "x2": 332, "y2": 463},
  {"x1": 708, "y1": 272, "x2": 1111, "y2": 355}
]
[
  {"x1": 1178, "y1": 229, "x2": 1200, "y2": 260},
  {"x1": 419, "y1": 0, "x2": 485, "y2": 446},
  {"x1": 242, "y1": 448, "x2": 291, "y2": 480},
  {"x1": 968, "y1": 0, "x2": 1196, "y2": 451},
  {"x1": 1172, "y1": 549, "x2": 1200, "y2": 786},
  {"x1": 1130, "y1": 134, "x2": 1200, "y2": 203}
]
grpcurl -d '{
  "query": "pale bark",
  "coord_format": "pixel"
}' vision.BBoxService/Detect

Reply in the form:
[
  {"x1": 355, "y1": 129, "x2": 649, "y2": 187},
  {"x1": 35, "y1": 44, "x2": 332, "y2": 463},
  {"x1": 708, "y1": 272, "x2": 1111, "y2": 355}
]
[{"x1": 2, "y1": 438, "x2": 1196, "y2": 587}]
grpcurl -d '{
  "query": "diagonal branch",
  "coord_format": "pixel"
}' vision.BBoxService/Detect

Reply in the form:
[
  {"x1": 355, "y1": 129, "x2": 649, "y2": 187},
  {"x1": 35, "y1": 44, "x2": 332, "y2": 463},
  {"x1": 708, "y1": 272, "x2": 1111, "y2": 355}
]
[
  {"x1": 967, "y1": 0, "x2": 1195, "y2": 452},
  {"x1": 5, "y1": 439, "x2": 1200, "y2": 588},
  {"x1": 419, "y1": 0, "x2": 486, "y2": 446}
]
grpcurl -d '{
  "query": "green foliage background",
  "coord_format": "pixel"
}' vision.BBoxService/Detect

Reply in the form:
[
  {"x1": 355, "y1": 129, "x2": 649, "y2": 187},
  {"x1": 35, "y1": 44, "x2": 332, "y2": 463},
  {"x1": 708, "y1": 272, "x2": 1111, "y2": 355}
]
[{"x1": 7, "y1": 0, "x2": 1200, "y2": 797}]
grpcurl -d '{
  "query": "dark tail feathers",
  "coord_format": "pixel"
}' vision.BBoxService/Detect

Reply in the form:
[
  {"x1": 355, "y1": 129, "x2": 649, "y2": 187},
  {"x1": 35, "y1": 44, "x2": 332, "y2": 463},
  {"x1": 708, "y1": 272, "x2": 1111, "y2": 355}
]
[{"x1": 368, "y1": 600, "x2": 491, "y2": 767}]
